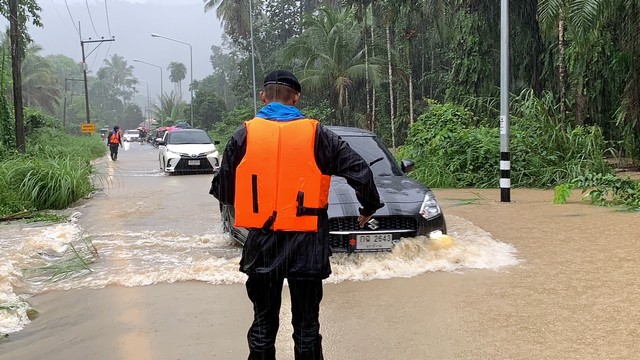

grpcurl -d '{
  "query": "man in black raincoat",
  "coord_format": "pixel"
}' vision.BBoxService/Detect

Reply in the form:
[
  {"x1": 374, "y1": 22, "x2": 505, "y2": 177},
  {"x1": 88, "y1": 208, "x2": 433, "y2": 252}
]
[{"x1": 210, "y1": 70, "x2": 384, "y2": 360}]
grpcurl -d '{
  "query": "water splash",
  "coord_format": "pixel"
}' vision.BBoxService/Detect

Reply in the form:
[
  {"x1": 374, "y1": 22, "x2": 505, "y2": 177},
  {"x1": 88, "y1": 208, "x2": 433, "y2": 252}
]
[{"x1": 0, "y1": 214, "x2": 518, "y2": 334}]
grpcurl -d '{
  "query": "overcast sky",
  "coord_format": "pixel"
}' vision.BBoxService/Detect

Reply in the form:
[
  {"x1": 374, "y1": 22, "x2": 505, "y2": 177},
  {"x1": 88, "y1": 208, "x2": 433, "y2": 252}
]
[{"x1": 10, "y1": 0, "x2": 225, "y2": 104}]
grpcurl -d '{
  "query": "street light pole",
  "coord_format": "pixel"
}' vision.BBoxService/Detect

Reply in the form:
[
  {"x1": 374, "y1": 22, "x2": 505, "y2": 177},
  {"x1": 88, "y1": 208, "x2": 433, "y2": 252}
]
[
  {"x1": 133, "y1": 59, "x2": 163, "y2": 100},
  {"x1": 248, "y1": 0, "x2": 257, "y2": 114},
  {"x1": 151, "y1": 33, "x2": 194, "y2": 128},
  {"x1": 135, "y1": 80, "x2": 151, "y2": 128}
]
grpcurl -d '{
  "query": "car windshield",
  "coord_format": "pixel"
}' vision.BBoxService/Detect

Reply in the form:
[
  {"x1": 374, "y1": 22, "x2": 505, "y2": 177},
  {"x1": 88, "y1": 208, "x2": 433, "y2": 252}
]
[
  {"x1": 126, "y1": 130, "x2": 139, "y2": 135},
  {"x1": 168, "y1": 131, "x2": 212, "y2": 145},
  {"x1": 341, "y1": 135, "x2": 404, "y2": 176}
]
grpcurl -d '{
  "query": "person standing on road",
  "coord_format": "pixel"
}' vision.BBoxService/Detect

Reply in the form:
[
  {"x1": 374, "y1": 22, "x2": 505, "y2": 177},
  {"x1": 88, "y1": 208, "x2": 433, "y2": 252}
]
[
  {"x1": 210, "y1": 69, "x2": 384, "y2": 360},
  {"x1": 107, "y1": 125, "x2": 123, "y2": 161}
]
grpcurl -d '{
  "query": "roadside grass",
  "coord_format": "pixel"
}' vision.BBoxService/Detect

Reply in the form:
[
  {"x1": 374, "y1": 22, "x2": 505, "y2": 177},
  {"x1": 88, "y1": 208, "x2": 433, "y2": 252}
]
[{"x1": 0, "y1": 130, "x2": 106, "y2": 218}]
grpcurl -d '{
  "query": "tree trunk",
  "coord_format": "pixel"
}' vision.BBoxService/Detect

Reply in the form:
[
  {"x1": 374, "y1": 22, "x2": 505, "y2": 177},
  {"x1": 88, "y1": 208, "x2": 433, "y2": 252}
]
[
  {"x1": 364, "y1": 2, "x2": 371, "y2": 130},
  {"x1": 386, "y1": 24, "x2": 396, "y2": 148},
  {"x1": 9, "y1": 0, "x2": 25, "y2": 153},
  {"x1": 558, "y1": 10, "x2": 567, "y2": 123},
  {"x1": 574, "y1": 80, "x2": 585, "y2": 126},
  {"x1": 529, "y1": 0, "x2": 545, "y2": 95},
  {"x1": 407, "y1": 40, "x2": 414, "y2": 126},
  {"x1": 371, "y1": 10, "x2": 377, "y2": 132}
]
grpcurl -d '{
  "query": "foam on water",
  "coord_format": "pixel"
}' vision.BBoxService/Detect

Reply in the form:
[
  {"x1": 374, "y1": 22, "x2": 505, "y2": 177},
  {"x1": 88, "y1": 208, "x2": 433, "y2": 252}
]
[
  {"x1": 327, "y1": 215, "x2": 520, "y2": 283},
  {"x1": 0, "y1": 214, "x2": 518, "y2": 334},
  {"x1": 0, "y1": 219, "x2": 84, "y2": 335}
]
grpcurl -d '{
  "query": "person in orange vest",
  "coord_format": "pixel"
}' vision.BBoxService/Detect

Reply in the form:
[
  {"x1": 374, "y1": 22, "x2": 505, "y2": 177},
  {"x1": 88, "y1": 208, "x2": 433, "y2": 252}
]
[
  {"x1": 210, "y1": 70, "x2": 384, "y2": 360},
  {"x1": 107, "y1": 125, "x2": 123, "y2": 161}
]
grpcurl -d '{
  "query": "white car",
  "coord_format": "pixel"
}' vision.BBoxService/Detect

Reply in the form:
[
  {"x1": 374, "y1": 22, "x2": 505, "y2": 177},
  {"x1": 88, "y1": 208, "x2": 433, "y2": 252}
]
[
  {"x1": 158, "y1": 129, "x2": 220, "y2": 174},
  {"x1": 123, "y1": 129, "x2": 140, "y2": 142}
]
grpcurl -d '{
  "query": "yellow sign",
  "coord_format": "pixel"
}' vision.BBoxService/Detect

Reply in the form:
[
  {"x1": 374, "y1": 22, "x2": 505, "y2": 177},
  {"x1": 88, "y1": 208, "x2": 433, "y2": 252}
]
[{"x1": 80, "y1": 123, "x2": 96, "y2": 133}]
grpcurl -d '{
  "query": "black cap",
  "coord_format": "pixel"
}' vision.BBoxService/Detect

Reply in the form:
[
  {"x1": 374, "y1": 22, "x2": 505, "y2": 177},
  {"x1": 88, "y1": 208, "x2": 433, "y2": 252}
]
[{"x1": 263, "y1": 70, "x2": 301, "y2": 93}]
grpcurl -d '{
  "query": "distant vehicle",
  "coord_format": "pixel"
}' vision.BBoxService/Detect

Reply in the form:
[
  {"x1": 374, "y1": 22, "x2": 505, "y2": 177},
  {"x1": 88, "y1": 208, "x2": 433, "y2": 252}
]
[
  {"x1": 123, "y1": 129, "x2": 140, "y2": 142},
  {"x1": 220, "y1": 126, "x2": 447, "y2": 253},
  {"x1": 158, "y1": 129, "x2": 220, "y2": 174}
]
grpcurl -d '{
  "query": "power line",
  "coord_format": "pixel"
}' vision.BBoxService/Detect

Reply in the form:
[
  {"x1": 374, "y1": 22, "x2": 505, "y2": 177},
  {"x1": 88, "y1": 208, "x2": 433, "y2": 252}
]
[
  {"x1": 85, "y1": 0, "x2": 100, "y2": 37},
  {"x1": 49, "y1": 0, "x2": 69, "y2": 27},
  {"x1": 101, "y1": 40, "x2": 114, "y2": 68},
  {"x1": 64, "y1": 0, "x2": 80, "y2": 36},
  {"x1": 89, "y1": 42, "x2": 103, "y2": 71},
  {"x1": 104, "y1": 0, "x2": 112, "y2": 37}
]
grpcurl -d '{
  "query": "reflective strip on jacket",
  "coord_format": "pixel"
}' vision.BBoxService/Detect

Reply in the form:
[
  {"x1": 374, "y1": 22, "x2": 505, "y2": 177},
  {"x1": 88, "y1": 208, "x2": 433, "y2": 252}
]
[{"x1": 234, "y1": 117, "x2": 331, "y2": 232}]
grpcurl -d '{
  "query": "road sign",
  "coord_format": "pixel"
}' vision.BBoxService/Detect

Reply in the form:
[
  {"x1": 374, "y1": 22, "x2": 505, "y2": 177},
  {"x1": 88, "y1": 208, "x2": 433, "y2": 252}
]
[{"x1": 80, "y1": 123, "x2": 96, "y2": 133}]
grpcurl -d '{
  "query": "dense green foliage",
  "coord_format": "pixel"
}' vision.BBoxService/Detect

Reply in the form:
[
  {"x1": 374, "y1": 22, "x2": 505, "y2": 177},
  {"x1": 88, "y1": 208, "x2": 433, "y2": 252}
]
[
  {"x1": 2, "y1": 1, "x2": 639, "y2": 215},
  {"x1": 0, "y1": 130, "x2": 106, "y2": 217},
  {"x1": 197, "y1": 0, "x2": 640, "y2": 167},
  {"x1": 398, "y1": 96, "x2": 611, "y2": 188},
  {"x1": 209, "y1": 103, "x2": 254, "y2": 151}
]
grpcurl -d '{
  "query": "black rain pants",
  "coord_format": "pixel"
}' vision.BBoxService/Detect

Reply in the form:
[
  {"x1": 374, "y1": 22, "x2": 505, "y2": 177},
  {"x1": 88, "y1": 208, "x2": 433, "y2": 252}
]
[
  {"x1": 246, "y1": 276, "x2": 324, "y2": 360},
  {"x1": 109, "y1": 144, "x2": 119, "y2": 160}
]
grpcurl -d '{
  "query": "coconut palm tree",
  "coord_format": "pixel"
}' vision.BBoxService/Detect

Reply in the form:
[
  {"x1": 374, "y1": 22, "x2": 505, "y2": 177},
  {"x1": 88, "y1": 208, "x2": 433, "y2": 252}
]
[
  {"x1": 284, "y1": 6, "x2": 382, "y2": 126},
  {"x1": 538, "y1": 0, "x2": 604, "y2": 123},
  {"x1": 167, "y1": 61, "x2": 187, "y2": 100},
  {"x1": 204, "y1": 0, "x2": 265, "y2": 73},
  {"x1": 100, "y1": 54, "x2": 137, "y2": 104},
  {"x1": 21, "y1": 44, "x2": 60, "y2": 113},
  {"x1": 150, "y1": 91, "x2": 185, "y2": 126}
]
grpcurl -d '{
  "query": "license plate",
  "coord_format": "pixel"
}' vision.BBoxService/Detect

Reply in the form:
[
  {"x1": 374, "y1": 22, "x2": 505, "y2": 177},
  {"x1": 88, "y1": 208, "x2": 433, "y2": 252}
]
[
  {"x1": 356, "y1": 233, "x2": 393, "y2": 250},
  {"x1": 187, "y1": 160, "x2": 200, "y2": 166}
]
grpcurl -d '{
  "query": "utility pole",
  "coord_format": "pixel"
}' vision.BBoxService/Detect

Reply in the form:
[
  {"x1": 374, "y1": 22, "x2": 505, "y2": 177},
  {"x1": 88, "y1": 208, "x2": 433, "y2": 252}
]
[
  {"x1": 79, "y1": 22, "x2": 115, "y2": 124},
  {"x1": 9, "y1": 0, "x2": 25, "y2": 153},
  {"x1": 63, "y1": 78, "x2": 84, "y2": 131},
  {"x1": 500, "y1": 0, "x2": 511, "y2": 202}
]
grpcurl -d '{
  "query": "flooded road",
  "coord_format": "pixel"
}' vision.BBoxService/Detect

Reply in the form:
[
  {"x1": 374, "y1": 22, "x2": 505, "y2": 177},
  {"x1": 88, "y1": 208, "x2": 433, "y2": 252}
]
[{"x1": 2, "y1": 142, "x2": 639, "y2": 359}]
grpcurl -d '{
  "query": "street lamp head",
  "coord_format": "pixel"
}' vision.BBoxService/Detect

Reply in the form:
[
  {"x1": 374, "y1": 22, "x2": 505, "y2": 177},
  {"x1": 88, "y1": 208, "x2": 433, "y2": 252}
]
[
  {"x1": 151, "y1": 33, "x2": 159, "y2": 37},
  {"x1": 133, "y1": 58, "x2": 139, "y2": 61}
]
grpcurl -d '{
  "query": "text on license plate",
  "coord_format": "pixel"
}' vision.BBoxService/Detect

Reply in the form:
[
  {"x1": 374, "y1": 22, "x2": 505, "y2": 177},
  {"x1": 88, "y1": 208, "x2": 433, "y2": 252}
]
[
  {"x1": 188, "y1": 160, "x2": 200, "y2": 166},
  {"x1": 356, "y1": 234, "x2": 392, "y2": 250}
]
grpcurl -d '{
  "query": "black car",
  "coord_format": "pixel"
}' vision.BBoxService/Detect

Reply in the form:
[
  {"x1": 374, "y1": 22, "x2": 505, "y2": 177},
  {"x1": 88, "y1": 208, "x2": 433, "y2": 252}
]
[{"x1": 220, "y1": 126, "x2": 447, "y2": 252}]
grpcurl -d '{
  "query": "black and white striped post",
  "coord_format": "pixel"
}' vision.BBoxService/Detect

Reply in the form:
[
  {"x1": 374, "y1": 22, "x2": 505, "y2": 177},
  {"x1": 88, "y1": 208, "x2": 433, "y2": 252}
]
[{"x1": 500, "y1": 0, "x2": 510, "y2": 202}]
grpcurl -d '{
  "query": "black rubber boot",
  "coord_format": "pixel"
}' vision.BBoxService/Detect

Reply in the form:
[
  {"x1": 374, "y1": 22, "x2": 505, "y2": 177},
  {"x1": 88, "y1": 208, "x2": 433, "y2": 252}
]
[
  {"x1": 294, "y1": 335, "x2": 324, "y2": 360},
  {"x1": 248, "y1": 347, "x2": 276, "y2": 360}
]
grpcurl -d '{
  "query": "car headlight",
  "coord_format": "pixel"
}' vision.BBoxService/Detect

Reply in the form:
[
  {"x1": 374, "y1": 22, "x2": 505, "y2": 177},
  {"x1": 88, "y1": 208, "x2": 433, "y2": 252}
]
[
  {"x1": 166, "y1": 149, "x2": 186, "y2": 157},
  {"x1": 201, "y1": 150, "x2": 218, "y2": 156},
  {"x1": 419, "y1": 191, "x2": 442, "y2": 220}
]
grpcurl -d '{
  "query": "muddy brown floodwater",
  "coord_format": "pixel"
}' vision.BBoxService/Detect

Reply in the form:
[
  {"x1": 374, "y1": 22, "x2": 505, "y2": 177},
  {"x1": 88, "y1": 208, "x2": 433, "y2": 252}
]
[{"x1": 1, "y1": 144, "x2": 639, "y2": 360}]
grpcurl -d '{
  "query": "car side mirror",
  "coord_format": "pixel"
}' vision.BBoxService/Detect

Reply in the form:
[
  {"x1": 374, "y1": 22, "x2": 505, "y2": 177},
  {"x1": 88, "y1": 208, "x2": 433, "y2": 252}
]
[
  {"x1": 400, "y1": 160, "x2": 414, "y2": 173},
  {"x1": 157, "y1": 140, "x2": 166, "y2": 146},
  {"x1": 213, "y1": 140, "x2": 220, "y2": 145}
]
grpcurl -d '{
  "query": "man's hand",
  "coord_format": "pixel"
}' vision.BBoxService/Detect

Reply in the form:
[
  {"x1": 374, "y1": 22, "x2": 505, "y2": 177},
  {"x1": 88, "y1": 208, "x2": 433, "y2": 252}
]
[{"x1": 358, "y1": 214, "x2": 372, "y2": 228}]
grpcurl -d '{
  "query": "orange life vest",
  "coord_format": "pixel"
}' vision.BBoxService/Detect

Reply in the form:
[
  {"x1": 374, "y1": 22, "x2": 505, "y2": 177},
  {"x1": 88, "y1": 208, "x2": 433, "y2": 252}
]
[
  {"x1": 108, "y1": 131, "x2": 120, "y2": 144},
  {"x1": 234, "y1": 117, "x2": 331, "y2": 232}
]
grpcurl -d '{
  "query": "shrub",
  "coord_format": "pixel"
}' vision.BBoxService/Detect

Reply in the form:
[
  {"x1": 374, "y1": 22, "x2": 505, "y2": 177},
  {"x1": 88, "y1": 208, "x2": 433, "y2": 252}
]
[{"x1": 398, "y1": 96, "x2": 612, "y2": 188}]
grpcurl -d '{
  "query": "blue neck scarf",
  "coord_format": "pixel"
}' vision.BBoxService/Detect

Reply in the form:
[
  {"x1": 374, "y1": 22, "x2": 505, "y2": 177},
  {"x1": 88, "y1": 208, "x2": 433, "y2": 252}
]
[{"x1": 256, "y1": 102, "x2": 305, "y2": 122}]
